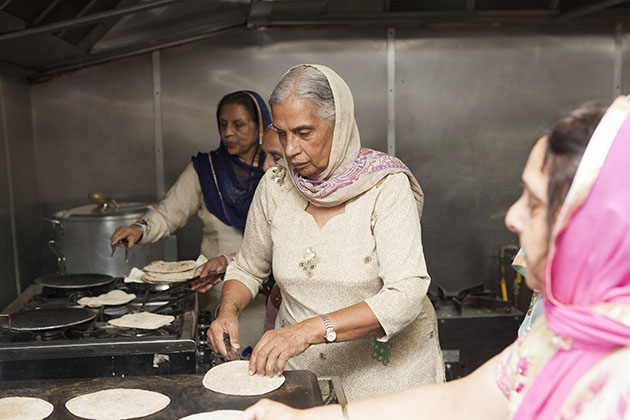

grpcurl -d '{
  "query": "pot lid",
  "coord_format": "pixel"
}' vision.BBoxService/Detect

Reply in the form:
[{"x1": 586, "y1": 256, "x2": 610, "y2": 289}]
[
  {"x1": 53, "y1": 202, "x2": 150, "y2": 219},
  {"x1": 35, "y1": 273, "x2": 115, "y2": 289},
  {"x1": 0, "y1": 308, "x2": 96, "y2": 331}
]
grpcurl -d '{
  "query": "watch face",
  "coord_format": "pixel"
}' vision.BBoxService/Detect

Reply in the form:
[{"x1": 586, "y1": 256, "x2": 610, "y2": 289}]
[{"x1": 326, "y1": 330, "x2": 336, "y2": 342}]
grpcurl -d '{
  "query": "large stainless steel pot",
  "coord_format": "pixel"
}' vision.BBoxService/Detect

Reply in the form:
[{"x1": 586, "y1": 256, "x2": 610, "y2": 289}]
[{"x1": 45, "y1": 202, "x2": 165, "y2": 277}]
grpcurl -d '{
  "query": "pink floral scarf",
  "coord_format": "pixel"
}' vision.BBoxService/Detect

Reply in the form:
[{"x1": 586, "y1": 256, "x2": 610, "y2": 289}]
[{"x1": 514, "y1": 96, "x2": 630, "y2": 419}]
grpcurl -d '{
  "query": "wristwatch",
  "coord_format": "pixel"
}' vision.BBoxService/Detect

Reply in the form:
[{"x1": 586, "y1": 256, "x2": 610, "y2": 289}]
[{"x1": 320, "y1": 314, "x2": 337, "y2": 343}]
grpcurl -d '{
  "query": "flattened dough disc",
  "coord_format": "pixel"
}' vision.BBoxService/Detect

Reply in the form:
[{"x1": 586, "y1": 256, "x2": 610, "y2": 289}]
[
  {"x1": 65, "y1": 388, "x2": 170, "y2": 420},
  {"x1": 202, "y1": 360, "x2": 285, "y2": 396},
  {"x1": 178, "y1": 410, "x2": 243, "y2": 420},
  {"x1": 108, "y1": 312, "x2": 174, "y2": 330},
  {"x1": 0, "y1": 396, "x2": 54, "y2": 420}
]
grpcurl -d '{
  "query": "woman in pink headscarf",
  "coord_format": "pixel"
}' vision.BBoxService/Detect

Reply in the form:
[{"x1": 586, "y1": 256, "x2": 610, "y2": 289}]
[{"x1": 238, "y1": 97, "x2": 630, "y2": 420}]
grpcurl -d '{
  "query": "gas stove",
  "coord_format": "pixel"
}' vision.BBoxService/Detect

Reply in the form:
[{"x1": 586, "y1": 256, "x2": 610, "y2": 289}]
[
  {"x1": 429, "y1": 284, "x2": 524, "y2": 380},
  {"x1": 0, "y1": 279, "x2": 200, "y2": 381}
]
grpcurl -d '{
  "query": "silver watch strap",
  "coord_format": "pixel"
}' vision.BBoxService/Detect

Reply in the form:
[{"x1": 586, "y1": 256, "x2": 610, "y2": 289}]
[{"x1": 320, "y1": 314, "x2": 333, "y2": 330}]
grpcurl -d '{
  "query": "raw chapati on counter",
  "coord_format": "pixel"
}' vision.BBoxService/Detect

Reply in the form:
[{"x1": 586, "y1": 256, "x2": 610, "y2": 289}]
[
  {"x1": 178, "y1": 410, "x2": 243, "y2": 420},
  {"x1": 0, "y1": 396, "x2": 54, "y2": 420},
  {"x1": 202, "y1": 360, "x2": 285, "y2": 396},
  {"x1": 65, "y1": 388, "x2": 170, "y2": 420}
]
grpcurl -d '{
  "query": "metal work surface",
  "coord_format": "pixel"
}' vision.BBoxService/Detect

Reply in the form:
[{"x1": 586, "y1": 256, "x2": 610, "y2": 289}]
[{"x1": 0, "y1": 371, "x2": 323, "y2": 419}]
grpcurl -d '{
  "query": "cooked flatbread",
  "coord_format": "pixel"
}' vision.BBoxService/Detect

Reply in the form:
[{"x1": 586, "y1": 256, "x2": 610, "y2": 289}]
[
  {"x1": 0, "y1": 396, "x2": 53, "y2": 420},
  {"x1": 78, "y1": 290, "x2": 136, "y2": 308},
  {"x1": 142, "y1": 260, "x2": 196, "y2": 274},
  {"x1": 65, "y1": 388, "x2": 170, "y2": 420},
  {"x1": 202, "y1": 360, "x2": 285, "y2": 396},
  {"x1": 141, "y1": 269, "x2": 195, "y2": 283},
  {"x1": 108, "y1": 312, "x2": 174, "y2": 330},
  {"x1": 178, "y1": 411, "x2": 243, "y2": 420}
]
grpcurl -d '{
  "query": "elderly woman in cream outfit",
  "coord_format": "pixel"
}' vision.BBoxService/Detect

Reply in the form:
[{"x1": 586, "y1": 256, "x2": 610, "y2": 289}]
[{"x1": 209, "y1": 64, "x2": 444, "y2": 400}]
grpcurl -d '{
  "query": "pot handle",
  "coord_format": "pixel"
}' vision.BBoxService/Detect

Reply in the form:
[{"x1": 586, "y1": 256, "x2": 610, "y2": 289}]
[
  {"x1": 47, "y1": 239, "x2": 66, "y2": 276},
  {"x1": 43, "y1": 217, "x2": 64, "y2": 235}
]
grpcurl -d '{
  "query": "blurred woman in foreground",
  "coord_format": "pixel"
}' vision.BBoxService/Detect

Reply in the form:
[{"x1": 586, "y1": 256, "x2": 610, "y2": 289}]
[{"x1": 239, "y1": 97, "x2": 630, "y2": 419}]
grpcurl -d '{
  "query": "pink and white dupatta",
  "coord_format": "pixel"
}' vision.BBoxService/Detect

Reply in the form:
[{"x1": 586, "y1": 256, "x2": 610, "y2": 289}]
[{"x1": 514, "y1": 97, "x2": 630, "y2": 419}]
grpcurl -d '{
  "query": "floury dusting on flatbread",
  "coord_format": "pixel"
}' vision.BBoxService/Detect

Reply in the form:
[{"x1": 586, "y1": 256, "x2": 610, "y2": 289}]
[
  {"x1": 108, "y1": 312, "x2": 174, "y2": 330},
  {"x1": 202, "y1": 360, "x2": 285, "y2": 396},
  {"x1": 0, "y1": 396, "x2": 54, "y2": 420},
  {"x1": 177, "y1": 410, "x2": 243, "y2": 420},
  {"x1": 78, "y1": 290, "x2": 136, "y2": 308},
  {"x1": 65, "y1": 388, "x2": 170, "y2": 420}
]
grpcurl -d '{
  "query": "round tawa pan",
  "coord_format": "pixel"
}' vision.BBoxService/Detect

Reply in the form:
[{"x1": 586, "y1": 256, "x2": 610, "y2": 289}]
[
  {"x1": 0, "y1": 308, "x2": 96, "y2": 331},
  {"x1": 35, "y1": 273, "x2": 114, "y2": 289}
]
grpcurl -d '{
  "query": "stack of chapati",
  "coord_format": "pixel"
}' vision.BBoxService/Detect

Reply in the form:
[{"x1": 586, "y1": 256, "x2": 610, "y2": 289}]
[{"x1": 141, "y1": 260, "x2": 197, "y2": 283}]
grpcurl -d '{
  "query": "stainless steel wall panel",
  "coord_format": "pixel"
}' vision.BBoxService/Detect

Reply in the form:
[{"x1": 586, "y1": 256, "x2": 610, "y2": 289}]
[
  {"x1": 395, "y1": 25, "x2": 616, "y2": 292},
  {"x1": 31, "y1": 55, "x2": 155, "y2": 215},
  {"x1": 159, "y1": 27, "x2": 387, "y2": 258},
  {"x1": 2, "y1": 75, "x2": 41, "y2": 289}
]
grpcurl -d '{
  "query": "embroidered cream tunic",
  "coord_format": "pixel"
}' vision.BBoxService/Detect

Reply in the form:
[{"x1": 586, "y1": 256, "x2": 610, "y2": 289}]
[
  {"x1": 138, "y1": 162, "x2": 242, "y2": 309},
  {"x1": 139, "y1": 162, "x2": 242, "y2": 258},
  {"x1": 227, "y1": 168, "x2": 445, "y2": 400}
]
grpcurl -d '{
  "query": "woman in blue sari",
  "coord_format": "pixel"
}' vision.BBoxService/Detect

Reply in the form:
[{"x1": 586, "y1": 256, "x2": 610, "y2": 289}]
[{"x1": 110, "y1": 90, "x2": 271, "y2": 301}]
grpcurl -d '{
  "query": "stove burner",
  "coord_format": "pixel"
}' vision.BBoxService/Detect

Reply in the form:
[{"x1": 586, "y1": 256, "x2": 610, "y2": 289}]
[
  {"x1": 103, "y1": 305, "x2": 130, "y2": 317},
  {"x1": 36, "y1": 329, "x2": 66, "y2": 341},
  {"x1": 429, "y1": 284, "x2": 513, "y2": 313}
]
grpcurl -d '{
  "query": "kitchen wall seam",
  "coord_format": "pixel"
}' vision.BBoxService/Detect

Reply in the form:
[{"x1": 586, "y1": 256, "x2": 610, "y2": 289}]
[
  {"x1": 152, "y1": 51, "x2": 166, "y2": 199},
  {"x1": 387, "y1": 26, "x2": 396, "y2": 156},
  {"x1": 614, "y1": 23, "x2": 623, "y2": 96}
]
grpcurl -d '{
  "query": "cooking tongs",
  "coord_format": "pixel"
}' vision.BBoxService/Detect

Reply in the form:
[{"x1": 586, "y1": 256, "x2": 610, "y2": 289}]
[
  {"x1": 141, "y1": 272, "x2": 225, "y2": 314},
  {"x1": 224, "y1": 333, "x2": 241, "y2": 361}
]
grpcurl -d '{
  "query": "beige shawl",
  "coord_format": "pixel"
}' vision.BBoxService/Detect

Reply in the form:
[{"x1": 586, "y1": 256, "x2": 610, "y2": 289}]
[{"x1": 280, "y1": 64, "x2": 424, "y2": 216}]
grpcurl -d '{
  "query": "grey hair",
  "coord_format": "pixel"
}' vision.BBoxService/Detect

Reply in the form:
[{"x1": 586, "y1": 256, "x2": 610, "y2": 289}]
[{"x1": 269, "y1": 66, "x2": 336, "y2": 128}]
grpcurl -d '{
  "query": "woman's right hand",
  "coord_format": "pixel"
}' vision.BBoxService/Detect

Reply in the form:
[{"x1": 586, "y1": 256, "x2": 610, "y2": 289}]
[
  {"x1": 208, "y1": 309, "x2": 240, "y2": 358},
  {"x1": 110, "y1": 225, "x2": 143, "y2": 249}
]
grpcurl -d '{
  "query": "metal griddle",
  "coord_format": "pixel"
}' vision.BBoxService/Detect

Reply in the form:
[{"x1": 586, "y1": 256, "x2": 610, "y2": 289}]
[
  {"x1": 35, "y1": 273, "x2": 114, "y2": 289},
  {"x1": 0, "y1": 308, "x2": 96, "y2": 331},
  {"x1": 0, "y1": 372, "x2": 323, "y2": 419}
]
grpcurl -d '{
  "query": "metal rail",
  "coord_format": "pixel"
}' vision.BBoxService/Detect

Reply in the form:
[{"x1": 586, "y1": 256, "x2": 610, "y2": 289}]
[{"x1": 0, "y1": 0, "x2": 197, "y2": 42}]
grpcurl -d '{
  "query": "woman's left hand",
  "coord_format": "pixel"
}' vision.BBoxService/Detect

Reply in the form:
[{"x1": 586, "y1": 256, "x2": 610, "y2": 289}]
[
  {"x1": 192, "y1": 256, "x2": 228, "y2": 292},
  {"x1": 249, "y1": 320, "x2": 317, "y2": 377}
]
